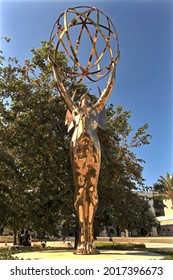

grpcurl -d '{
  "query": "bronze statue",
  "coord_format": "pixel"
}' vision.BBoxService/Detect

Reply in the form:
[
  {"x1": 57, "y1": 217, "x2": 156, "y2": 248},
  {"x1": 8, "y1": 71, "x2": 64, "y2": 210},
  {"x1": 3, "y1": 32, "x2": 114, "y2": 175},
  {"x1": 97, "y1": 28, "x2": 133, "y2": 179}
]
[{"x1": 48, "y1": 6, "x2": 119, "y2": 254}]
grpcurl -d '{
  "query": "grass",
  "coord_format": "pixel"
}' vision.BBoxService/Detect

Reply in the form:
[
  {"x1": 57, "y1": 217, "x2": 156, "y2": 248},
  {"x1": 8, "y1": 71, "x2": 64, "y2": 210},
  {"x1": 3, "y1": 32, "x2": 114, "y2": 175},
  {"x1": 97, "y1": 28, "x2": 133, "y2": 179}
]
[
  {"x1": 94, "y1": 242, "x2": 173, "y2": 260},
  {"x1": 147, "y1": 248, "x2": 173, "y2": 260}
]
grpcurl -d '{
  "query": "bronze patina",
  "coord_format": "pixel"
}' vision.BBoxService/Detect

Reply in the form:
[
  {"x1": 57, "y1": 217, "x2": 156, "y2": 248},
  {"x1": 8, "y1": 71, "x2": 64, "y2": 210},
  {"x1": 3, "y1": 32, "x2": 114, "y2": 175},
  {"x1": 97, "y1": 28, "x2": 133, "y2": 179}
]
[{"x1": 48, "y1": 6, "x2": 119, "y2": 254}]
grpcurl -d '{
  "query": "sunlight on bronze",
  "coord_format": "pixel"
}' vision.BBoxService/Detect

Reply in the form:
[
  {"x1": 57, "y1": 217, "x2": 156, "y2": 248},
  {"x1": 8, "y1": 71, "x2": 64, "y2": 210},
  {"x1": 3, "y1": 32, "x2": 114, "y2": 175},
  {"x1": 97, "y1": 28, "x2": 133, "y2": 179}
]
[{"x1": 48, "y1": 6, "x2": 119, "y2": 254}]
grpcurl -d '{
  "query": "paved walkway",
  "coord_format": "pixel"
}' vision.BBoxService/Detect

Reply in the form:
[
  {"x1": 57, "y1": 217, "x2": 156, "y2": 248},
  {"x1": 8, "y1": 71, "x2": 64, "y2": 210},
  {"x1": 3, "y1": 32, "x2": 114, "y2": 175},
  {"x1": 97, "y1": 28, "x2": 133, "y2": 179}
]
[{"x1": 13, "y1": 249, "x2": 163, "y2": 260}]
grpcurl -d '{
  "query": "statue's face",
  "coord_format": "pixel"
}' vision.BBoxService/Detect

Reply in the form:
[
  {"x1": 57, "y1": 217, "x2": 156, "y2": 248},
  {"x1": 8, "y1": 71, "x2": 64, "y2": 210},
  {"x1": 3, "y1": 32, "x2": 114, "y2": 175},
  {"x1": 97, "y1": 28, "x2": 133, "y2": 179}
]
[{"x1": 80, "y1": 94, "x2": 91, "y2": 107}]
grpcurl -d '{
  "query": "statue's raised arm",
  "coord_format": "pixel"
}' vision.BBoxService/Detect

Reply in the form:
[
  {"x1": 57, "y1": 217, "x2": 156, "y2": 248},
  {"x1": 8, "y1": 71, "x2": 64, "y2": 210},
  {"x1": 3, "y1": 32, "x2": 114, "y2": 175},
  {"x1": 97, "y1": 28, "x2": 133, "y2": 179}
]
[
  {"x1": 48, "y1": 54, "x2": 76, "y2": 112},
  {"x1": 93, "y1": 57, "x2": 119, "y2": 113}
]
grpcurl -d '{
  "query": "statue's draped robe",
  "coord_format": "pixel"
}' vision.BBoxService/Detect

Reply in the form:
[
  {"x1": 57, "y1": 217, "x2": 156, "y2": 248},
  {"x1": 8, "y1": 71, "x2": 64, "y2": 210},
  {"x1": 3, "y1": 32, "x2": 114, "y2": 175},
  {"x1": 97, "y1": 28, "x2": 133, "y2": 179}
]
[{"x1": 66, "y1": 106, "x2": 106, "y2": 253}]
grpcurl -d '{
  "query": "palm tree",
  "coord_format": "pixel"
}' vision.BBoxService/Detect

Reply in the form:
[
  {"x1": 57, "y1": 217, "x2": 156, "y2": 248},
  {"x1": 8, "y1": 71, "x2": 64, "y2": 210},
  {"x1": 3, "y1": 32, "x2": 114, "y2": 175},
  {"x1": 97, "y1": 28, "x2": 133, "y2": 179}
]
[{"x1": 157, "y1": 172, "x2": 173, "y2": 208}]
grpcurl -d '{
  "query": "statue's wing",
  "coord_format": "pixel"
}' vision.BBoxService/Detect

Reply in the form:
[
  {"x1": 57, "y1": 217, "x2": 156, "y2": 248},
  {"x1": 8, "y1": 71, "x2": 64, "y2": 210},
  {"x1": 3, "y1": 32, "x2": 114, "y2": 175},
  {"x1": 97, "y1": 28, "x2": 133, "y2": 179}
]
[
  {"x1": 94, "y1": 86, "x2": 107, "y2": 130},
  {"x1": 97, "y1": 106, "x2": 107, "y2": 130},
  {"x1": 65, "y1": 110, "x2": 74, "y2": 132},
  {"x1": 65, "y1": 90, "x2": 77, "y2": 132},
  {"x1": 48, "y1": 54, "x2": 76, "y2": 112}
]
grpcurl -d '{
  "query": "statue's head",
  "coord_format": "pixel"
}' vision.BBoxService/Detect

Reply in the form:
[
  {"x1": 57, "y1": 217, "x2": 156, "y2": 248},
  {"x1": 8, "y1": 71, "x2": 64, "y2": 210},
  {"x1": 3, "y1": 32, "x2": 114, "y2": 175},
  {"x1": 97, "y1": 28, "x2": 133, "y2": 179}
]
[{"x1": 79, "y1": 93, "x2": 92, "y2": 107}]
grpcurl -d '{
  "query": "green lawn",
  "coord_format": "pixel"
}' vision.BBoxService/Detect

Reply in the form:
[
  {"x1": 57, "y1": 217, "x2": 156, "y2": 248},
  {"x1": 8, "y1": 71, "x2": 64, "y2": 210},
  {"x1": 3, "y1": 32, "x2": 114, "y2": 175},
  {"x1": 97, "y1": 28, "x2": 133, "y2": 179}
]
[{"x1": 147, "y1": 248, "x2": 173, "y2": 260}]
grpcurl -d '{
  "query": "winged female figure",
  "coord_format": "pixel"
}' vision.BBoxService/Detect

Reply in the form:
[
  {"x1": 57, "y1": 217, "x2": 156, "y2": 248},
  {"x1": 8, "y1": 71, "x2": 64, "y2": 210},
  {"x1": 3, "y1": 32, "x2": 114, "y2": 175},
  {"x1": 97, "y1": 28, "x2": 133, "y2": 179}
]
[{"x1": 48, "y1": 53, "x2": 117, "y2": 253}]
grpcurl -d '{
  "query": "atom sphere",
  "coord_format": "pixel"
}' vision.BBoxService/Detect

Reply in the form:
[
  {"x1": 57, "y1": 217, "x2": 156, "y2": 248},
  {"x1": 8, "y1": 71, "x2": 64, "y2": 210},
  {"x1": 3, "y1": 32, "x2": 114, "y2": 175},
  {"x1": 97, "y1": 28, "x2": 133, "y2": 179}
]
[{"x1": 49, "y1": 6, "x2": 119, "y2": 84}]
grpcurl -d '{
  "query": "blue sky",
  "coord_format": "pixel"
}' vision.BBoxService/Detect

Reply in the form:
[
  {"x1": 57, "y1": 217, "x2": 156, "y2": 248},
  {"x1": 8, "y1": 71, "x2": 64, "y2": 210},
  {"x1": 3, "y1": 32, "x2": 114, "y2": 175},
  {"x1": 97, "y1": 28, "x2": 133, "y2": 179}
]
[{"x1": 0, "y1": 0, "x2": 172, "y2": 187}]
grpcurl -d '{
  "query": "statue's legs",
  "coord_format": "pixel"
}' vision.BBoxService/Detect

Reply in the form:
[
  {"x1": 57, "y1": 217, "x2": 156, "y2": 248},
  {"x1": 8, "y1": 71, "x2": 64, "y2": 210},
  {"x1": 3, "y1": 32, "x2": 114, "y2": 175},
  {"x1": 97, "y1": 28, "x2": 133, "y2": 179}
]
[
  {"x1": 71, "y1": 134, "x2": 100, "y2": 254},
  {"x1": 74, "y1": 187, "x2": 99, "y2": 254}
]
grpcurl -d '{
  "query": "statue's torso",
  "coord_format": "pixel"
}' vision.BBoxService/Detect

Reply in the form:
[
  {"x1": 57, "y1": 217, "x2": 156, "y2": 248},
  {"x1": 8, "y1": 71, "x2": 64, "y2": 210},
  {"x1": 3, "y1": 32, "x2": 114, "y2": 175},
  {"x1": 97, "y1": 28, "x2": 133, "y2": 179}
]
[
  {"x1": 71, "y1": 106, "x2": 99, "y2": 145},
  {"x1": 70, "y1": 106, "x2": 101, "y2": 193}
]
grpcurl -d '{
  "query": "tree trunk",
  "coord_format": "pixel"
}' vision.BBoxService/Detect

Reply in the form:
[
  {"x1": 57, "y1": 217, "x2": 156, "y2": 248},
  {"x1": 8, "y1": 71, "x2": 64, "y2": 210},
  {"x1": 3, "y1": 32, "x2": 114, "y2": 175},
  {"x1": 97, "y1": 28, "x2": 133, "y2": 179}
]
[
  {"x1": 13, "y1": 217, "x2": 18, "y2": 245},
  {"x1": 0, "y1": 227, "x2": 4, "y2": 235}
]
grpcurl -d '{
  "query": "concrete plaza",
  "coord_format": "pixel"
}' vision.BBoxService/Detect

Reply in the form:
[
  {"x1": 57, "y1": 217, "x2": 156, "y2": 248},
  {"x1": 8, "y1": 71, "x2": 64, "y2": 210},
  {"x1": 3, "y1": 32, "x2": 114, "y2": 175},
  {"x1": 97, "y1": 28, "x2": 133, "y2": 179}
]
[{"x1": 13, "y1": 249, "x2": 163, "y2": 260}]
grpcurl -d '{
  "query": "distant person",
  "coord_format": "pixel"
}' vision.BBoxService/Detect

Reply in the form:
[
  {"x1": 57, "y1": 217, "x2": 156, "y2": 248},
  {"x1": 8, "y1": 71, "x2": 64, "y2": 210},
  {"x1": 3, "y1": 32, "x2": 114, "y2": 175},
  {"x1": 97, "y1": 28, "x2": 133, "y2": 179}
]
[
  {"x1": 19, "y1": 229, "x2": 25, "y2": 246},
  {"x1": 25, "y1": 230, "x2": 31, "y2": 246}
]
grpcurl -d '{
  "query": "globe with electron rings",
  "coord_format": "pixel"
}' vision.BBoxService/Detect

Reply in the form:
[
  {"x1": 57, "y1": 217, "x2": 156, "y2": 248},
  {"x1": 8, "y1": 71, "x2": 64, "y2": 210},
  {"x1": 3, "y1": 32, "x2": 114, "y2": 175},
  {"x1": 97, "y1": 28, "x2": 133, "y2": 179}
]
[{"x1": 49, "y1": 6, "x2": 119, "y2": 84}]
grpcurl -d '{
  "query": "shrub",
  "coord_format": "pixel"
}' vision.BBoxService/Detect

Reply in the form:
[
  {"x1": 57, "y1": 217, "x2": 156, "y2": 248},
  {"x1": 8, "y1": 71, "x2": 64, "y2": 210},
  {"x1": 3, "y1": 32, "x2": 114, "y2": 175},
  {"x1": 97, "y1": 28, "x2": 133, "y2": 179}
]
[
  {"x1": 163, "y1": 255, "x2": 173, "y2": 260},
  {"x1": 0, "y1": 250, "x2": 21, "y2": 260},
  {"x1": 94, "y1": 242, "x2": 146, "y2": 250},
  {"x1": 0, "y1": 236, "x2": 13, "y2": 243},
  {"x1": 32, "y1": 243, "x2": 42, "y2": 249}
]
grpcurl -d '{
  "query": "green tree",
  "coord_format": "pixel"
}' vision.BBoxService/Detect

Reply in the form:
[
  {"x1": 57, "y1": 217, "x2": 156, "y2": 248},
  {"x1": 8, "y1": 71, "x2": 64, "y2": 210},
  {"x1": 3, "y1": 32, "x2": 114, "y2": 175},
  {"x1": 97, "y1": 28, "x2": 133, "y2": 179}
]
[
  {"x1": 94, "y1": 104, "x2": 152, "y2": 236},
  {"x1": 159, "y1": 173, "x2": 173, "y2": 206},
  {"x1": 0, "y1": 41, "x2": 153, "y2": 241},
  {"x1": 133, "y1": 197, "x2": 158, "y2": 236},
  {"x1": 154, "y1": 172, "x2": 173, "y2": 209},
  {"x1": 0, "y1": 42, "x2": 75, "y2": 242}
]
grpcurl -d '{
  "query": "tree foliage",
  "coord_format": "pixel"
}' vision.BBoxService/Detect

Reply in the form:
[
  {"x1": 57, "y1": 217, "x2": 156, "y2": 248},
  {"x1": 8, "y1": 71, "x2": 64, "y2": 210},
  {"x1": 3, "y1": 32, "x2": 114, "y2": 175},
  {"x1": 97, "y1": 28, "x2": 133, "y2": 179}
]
[
  {"x1": 158, "y1": 173, "x2": 173, "y2": 204},
  {"x1": 154, "y1": 172, "x2": 173, "y2": 210},
  {"x1": 0, "y1": 41, "x2": 154, "y2": 240}
]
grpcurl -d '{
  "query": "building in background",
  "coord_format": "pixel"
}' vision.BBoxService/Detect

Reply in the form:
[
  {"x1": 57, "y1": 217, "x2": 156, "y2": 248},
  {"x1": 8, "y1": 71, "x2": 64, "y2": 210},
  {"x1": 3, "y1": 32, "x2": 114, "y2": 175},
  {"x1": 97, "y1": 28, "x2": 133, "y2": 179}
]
[
  {"x1": 157, "y1": 199, "x2": 173, "y2": 236},
  {"x1": 139, "y1": 192, "x2": 173, "y2": 237}
]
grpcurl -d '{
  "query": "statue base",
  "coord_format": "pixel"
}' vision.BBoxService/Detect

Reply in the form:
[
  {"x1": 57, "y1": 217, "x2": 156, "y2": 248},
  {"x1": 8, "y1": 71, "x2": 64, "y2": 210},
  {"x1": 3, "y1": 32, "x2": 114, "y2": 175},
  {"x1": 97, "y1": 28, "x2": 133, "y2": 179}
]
[
  {"x1": 73, "y1": 241, "x2": 100, "y2": 255},
  {"x1": 73, "y1": 249, "x2": 100, "y2": 255}
]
